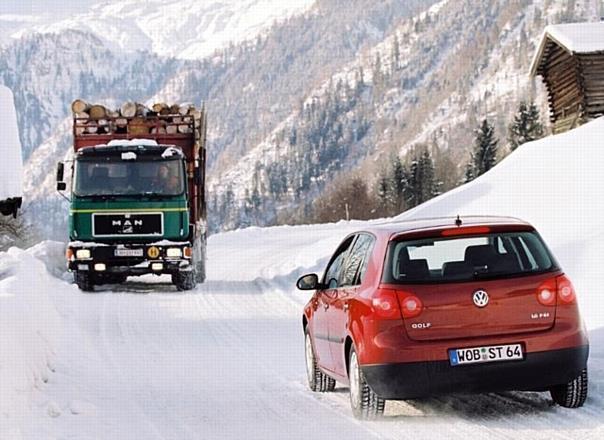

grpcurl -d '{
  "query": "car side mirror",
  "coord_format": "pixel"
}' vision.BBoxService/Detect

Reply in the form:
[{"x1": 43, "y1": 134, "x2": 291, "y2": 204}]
[
  {"x1": 297, "y1": 273, "x2": 321, "y2": 290},
  {"x1": 57, "y1": 181, "x2": 67, "y2": 191},
  {"x1": 56, "y1": 162, "x2": 64, "y2": 183}
]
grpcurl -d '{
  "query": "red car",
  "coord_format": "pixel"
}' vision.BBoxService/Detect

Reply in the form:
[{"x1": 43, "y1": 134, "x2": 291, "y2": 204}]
[{"x1": 298, "y1": 216, "x2": 589, "y2": 419}]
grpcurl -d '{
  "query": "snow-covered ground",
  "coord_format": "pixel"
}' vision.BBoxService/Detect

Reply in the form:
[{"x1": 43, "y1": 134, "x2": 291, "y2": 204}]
[{"x1": 2, "y1": 118, "x2": 604, "y2": 438}]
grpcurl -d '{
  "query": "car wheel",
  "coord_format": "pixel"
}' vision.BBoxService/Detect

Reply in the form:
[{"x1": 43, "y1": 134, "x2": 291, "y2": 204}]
[
  {"x1": 305, "y1": 330, "x2": 335, "y2": 392},
  {"x1": 550, "y1": 368, "x2": 588, "y2": 408},
  {"x1": 349, "y1": 347, "x2": 384, "y2": 419}
]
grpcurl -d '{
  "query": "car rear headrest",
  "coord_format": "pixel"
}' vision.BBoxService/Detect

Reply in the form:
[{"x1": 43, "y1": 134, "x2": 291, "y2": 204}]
[
  {"x1": 399, "y1": 259, "x2": 430, "y2": 280},
  {"x1": 464, "y1": 245, "x2": 497, "y2": 266},
  {"x1": 442, "y1": 261, "x2": 474, "y2": 279}
]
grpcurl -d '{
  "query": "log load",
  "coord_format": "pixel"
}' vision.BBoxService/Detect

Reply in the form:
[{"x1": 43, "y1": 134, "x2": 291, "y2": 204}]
[{"x1": 71, "y1": 100, "x2": 207, "y2": 140}]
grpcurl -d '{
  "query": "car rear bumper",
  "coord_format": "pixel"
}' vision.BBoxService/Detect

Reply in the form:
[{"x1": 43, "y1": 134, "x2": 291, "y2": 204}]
[{"x1": 361, "y1": 345, "x2": 589, "y2": 400}]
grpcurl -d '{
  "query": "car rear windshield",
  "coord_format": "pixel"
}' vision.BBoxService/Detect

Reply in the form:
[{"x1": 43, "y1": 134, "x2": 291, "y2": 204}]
[{"x1": 383, "y1": 231, "x2": 558, "y2": 284}]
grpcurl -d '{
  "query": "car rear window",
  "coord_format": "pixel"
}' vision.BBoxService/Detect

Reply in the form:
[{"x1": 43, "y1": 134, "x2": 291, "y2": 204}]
[{"x1": 383, "y1": 231, "x2": 558, "y2": 284}]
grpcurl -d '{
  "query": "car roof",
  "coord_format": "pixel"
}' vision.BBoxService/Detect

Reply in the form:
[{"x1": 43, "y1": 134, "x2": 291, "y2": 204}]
[{"x1": 359, "y1": 216, "x2": 533, "y2": 240}]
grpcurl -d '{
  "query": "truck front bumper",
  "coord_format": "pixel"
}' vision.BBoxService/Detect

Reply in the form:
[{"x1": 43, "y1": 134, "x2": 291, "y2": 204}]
[{"x1": 67, "y1": 242, "x2": 192, "y2": 276}]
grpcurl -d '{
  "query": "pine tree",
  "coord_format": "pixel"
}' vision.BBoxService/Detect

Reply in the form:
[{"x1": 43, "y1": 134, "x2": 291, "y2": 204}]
[
  {"x1": 466, "y1": 119, "x2": 499, "y2": 182},
  {"x1": 404, "y1": 148, "x2": 437, "y2": 208},
  {"x1": 508, "y1": 101, "x2": 544, "y2": 151}
]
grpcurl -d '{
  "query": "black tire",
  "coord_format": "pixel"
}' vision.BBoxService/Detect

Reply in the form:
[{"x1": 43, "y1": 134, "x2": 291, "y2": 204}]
[
  {"x1": 305, "y1": 329, "x2": 336, "y2": 392},
  {"x1": 349, "y1": 347, "x2": 384, "y2": 419},
  {"x1": 74, "y1": 271, "x2": 95, "y2": 292},
  {"x1": 172, "y1": 270, "x2": 196, "y2": 291},
  {"x1": 550, "y1": 368, "x2": 588, "y2": 408}
]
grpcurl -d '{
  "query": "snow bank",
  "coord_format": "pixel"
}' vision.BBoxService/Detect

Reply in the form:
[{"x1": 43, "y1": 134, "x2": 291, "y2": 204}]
[
  {"x1": 0, "y1": 85, "x2": 23, "y2": 200},
  {"x1": 0, "y1": 243, "x2": 64, "y2": 438}
]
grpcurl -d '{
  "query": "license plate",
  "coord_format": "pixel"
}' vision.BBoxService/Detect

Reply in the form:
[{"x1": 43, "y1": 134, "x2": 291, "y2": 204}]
[
  {"x1": 449, "y1": 343, "x2": 523, "y2": 366},
  {"x1": 114, "y1": 248, "x2": 144, "y2": 257}
]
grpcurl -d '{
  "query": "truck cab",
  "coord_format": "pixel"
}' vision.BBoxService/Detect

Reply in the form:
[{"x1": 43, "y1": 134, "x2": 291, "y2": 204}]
[{"x1": 57, "y1": 104, "x2": 207, "y2": 291}]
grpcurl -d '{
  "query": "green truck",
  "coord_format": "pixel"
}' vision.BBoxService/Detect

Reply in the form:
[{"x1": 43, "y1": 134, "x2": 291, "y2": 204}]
[{"x1": 57, "y1": 102, "x2": 207, "y2": 291}]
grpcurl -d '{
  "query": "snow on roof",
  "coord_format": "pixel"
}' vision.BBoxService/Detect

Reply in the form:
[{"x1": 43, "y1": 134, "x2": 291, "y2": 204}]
[
  {"x1": 0, "y1": 85, "x2": 23, "y2": 200},
  {"x1": 530, "y1": 22, "x2": 604, "y2": 76}
]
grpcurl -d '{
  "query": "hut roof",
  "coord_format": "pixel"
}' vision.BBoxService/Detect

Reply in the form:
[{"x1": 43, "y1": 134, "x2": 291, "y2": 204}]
[{"x1": 530, "y1": 22, "x2": 604, "y2": 77}]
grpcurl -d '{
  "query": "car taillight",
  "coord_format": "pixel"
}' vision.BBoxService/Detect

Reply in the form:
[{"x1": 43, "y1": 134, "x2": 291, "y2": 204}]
[
  {"x1": 557, "y1": 275, "x2": 576, "y2": 305},
  {"x1": 537, "y1": 278, "x2": 557, "y2": 306},
  {"x1": 371, "y1": 289, "x2": 401, "y2": 319},
  {"x1": 66, "y1": 248, "x2": 74, "y2": 261},
  {"x1": 399, "y1": 292, "x2": 423, "y2": 318}
]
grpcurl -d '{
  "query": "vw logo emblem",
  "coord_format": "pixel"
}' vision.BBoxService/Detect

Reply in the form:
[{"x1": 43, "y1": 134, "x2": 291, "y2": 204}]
[{"x1": 473, "y1": 290, "x2": 489, "y2": 308}]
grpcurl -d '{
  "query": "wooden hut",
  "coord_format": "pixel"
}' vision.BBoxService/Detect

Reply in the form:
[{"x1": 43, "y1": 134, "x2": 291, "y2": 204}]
[{"x1": 530, "y1": 22, "x2": 604, "y2": 133}]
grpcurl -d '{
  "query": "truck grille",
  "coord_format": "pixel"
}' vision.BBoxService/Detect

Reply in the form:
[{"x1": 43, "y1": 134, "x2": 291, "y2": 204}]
[{"x1": 92, "y1": 212, "x2": 163, "y2": 237}]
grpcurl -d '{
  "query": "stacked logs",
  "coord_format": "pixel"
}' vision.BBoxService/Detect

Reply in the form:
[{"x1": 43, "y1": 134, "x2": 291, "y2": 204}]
[{"x1": 71, "y1": 100, "x2": 204, "y2": 140}]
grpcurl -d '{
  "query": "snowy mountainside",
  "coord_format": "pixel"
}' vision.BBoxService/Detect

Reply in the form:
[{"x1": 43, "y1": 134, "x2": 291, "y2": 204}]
[
  {"x1": 208, "y1": 0, "x2": 599, "y2": 229},
  {"x1": 4, "y1": 0, "x2": 602, "y2": 238},
  {"x1": 2, "y1": 0, "x2": 317, "y2": 60},
  {"x1": 8, "y1": 0, "x2": 432, "y2": 238}
]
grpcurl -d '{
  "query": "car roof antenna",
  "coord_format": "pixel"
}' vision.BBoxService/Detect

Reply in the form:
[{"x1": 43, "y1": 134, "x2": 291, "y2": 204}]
[{"x1": 455, "y1": 215, "x2": 462, "y2": 227}]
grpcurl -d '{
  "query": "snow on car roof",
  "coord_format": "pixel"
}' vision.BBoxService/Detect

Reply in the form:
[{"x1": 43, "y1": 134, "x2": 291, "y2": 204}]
[{"x1": 530, "y1": 22, "x2": 604, "y2": 76}]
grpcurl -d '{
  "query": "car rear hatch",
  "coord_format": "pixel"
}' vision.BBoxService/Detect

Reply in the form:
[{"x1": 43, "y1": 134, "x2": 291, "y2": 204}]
[{"x1": 382, "y1": 226, "x2": 560, "y2": 341}]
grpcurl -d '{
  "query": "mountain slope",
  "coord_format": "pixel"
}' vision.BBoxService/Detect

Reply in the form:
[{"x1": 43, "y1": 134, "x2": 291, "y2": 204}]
[{"x1": 2, "y1": 0, "x2": 317, "y2": 59}]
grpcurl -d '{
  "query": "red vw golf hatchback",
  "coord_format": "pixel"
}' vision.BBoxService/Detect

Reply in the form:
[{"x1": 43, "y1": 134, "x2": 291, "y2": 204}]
[{"x1": 298, "y1": 216, "x2": 589, "y2": 419}]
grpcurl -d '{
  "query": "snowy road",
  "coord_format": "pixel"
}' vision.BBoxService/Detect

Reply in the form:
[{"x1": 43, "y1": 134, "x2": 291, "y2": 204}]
[{"x1": 23, "y1": 229, "x2": 604, "y2": 440}]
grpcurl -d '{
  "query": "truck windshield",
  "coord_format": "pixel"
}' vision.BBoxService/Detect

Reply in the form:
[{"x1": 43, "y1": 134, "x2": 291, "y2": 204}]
[
  {"x1": 74, "y1": 157, "x2": 185, "y2": 197},
  {"x1": 383, "y1": 231, "x2": 558, "y2": 284}
]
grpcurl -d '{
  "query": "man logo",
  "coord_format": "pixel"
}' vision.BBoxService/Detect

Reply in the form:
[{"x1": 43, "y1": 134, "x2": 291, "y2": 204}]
[{"x1": 473, "y1": 290, "x2": 489, "y2": 308}]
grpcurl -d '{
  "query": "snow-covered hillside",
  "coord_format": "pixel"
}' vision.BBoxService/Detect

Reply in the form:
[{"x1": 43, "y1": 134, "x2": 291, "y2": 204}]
[
  {"x1": 2, "y1": 115, "x2": 603, "y2": 439},
  {"x1": 2, "y1": 0, "x2": 316, "y2": 59}
]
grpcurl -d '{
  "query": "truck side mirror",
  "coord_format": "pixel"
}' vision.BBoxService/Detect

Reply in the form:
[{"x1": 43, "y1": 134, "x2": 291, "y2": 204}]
[
  {"x1": 57, "y1": 182, "x2": 67, "y2": 191},
  {"x1": 56, "y1": 162, "x2": 65, "y2": 183}
]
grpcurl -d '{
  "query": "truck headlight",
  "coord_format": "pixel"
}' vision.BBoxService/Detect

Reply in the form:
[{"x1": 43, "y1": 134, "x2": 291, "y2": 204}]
[
  {"x1": 76, "y1": 249, "x2": 91, "y2": 259},
  {"x1": 166, "y1": 248, "x2": 182, "y2": 258}
]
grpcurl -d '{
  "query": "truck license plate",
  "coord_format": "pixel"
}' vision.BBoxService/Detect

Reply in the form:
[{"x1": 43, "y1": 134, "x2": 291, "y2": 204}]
[
  {"x1": 114, "y1": 248, "x2": 144, "y2": 257},
  {"x1": 449, "y1": 343, "x2": 523, "y2": 366}
]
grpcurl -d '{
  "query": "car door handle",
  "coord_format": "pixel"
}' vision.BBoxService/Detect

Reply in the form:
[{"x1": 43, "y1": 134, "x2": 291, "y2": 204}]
[{"x1": 343, "y1": 302, "x2": 349, "y2": 311}]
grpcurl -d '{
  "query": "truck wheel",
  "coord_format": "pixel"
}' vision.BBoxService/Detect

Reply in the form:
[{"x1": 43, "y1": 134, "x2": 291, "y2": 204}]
[
  {"x1": 305, "y1": 329, "x2": 335, "y2": 392},
  {"x1": 172, "y1": 270, "x2": 196, "y2": 291},
  {"x1": 74, "y1": 271, "x2": 95, "y2": 292},
  {"x1": 550, "y1": 368, "x2": 588, "y2": 408},
  {"x1": 349, "y1": 347, "x2": 384, "y2": 419}
]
